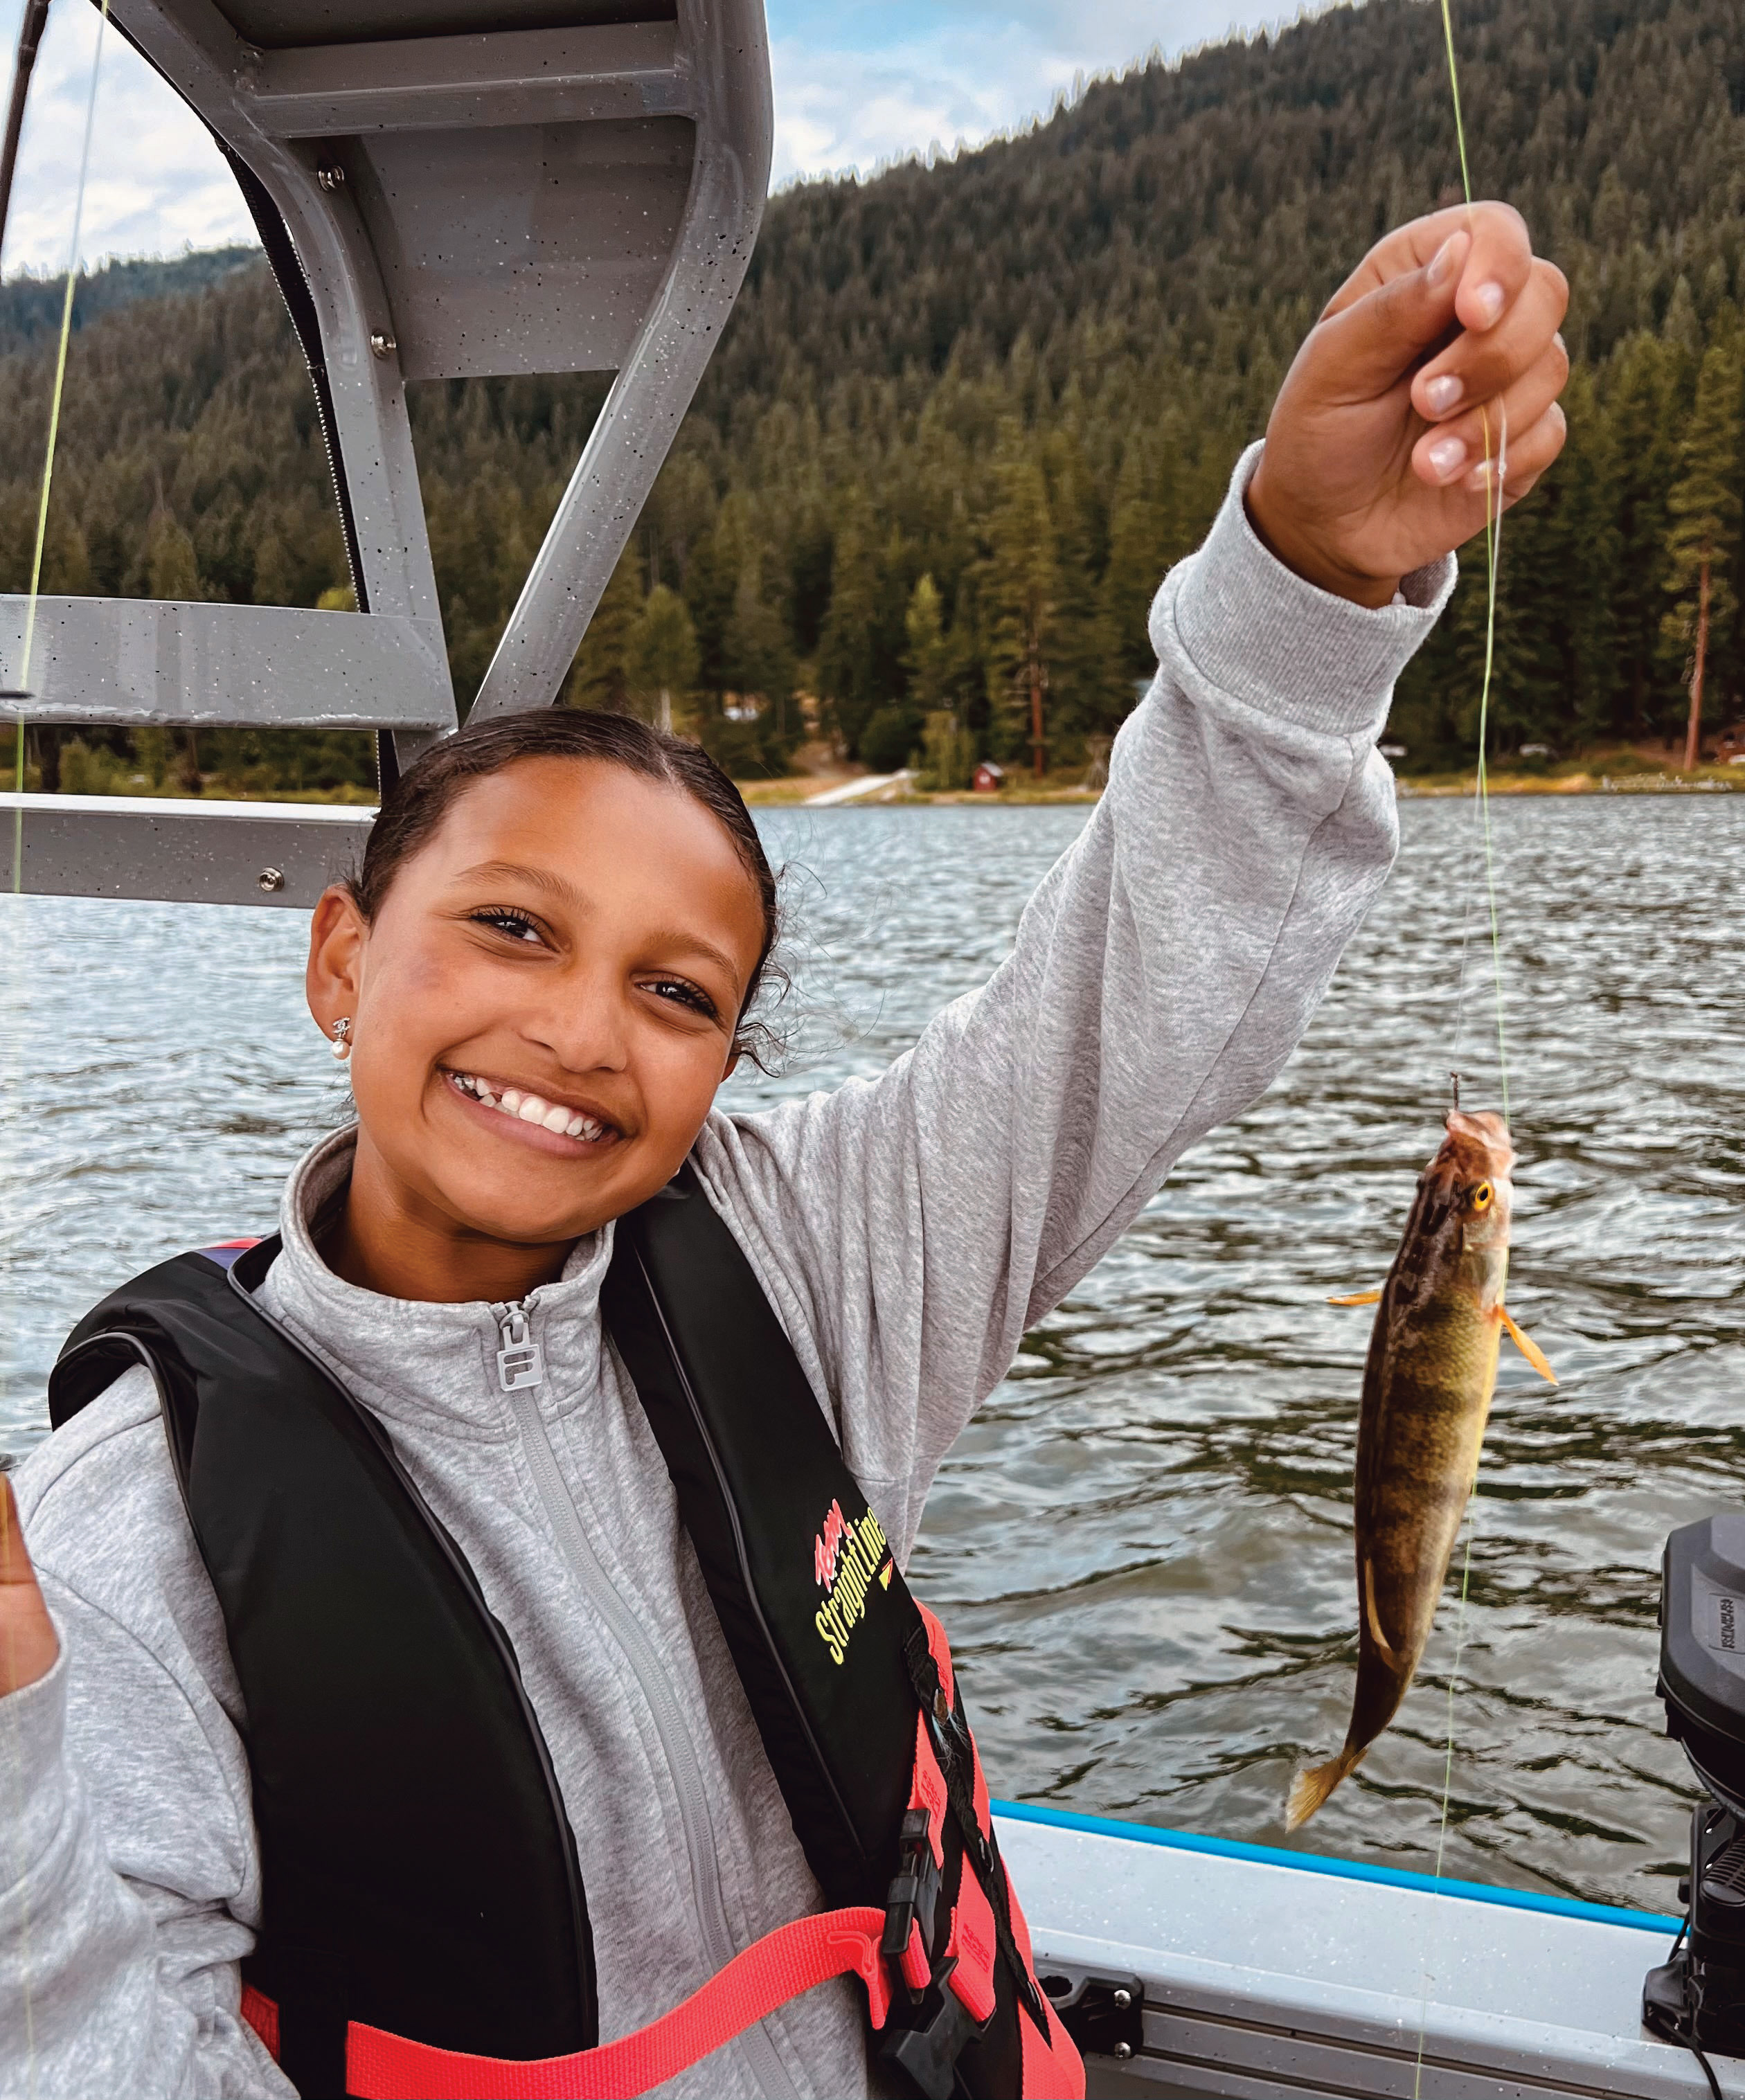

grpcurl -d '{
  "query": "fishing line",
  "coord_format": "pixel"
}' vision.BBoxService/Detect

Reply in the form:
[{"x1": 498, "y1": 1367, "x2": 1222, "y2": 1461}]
[
  {"x1": 1438, "y1": 0, "x2": 1512, "y2": 1118},
  {"x1": 1, "y1": 11, "x2": 109, "y2": 2095},
  {"x1": 12, "y1": 0, "x2": 110, "y2": 892},
  {"x1": 1411, "y1": 12, "x2": 1512, "y2": 2092},
  {"x1": 1410, "y1": 1504, "x2": 1477, "y2": 2100}
]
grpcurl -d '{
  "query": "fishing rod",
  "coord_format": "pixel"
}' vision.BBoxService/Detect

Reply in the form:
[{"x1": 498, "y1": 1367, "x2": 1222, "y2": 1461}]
[{"x1": 0, "y1": 0, "x2": 51, "y2": 711}]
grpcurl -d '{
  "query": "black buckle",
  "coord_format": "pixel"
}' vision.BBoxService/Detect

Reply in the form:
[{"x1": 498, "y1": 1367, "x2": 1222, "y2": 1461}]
[
  {"x1": 881, "y1": 1808, "x2": 942, "y2": 1995},
  {"x1": 879, "y1": 1956, "x2": 990, "y2": 2100}
]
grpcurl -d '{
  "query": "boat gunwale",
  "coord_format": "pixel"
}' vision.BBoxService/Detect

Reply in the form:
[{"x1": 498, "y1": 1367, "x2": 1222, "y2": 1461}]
[{"x1": 992, "y1": 1798, "x2": 1679, "y2": 1939}]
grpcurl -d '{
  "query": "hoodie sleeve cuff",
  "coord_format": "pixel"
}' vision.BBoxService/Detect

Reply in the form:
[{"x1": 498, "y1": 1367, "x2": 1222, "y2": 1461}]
[
  {"x1": 0, "y1": 1634, "x2": 69, "y2": 1899},
  {"x1": 1152, "y1": 439, "x2": 1456, "y2": 740}
]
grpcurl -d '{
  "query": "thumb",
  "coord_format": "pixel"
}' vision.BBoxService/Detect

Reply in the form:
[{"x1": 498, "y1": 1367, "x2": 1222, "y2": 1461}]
[
  {"x1": 1, "y1": 1472, "x2": 59, "y2": 1698},
  {"x1": 1317, "y1": 228, "x2": 1470, "y2": 396}
]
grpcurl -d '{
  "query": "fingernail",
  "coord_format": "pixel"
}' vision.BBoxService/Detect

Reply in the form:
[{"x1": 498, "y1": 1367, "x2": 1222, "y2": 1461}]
[
  {"x1": 1429, "y1": 436, "x2": 1469, "y2": 480},
  {"x1": 1427, "y1": 233, "x2": 1462, "y2": 289},
  {"x1": 1472, "y1": 280, "x2": 1505, "y2": 327},
  {"x1": 1422, "y1": 374, "x2": 1462, "y2": 415}
]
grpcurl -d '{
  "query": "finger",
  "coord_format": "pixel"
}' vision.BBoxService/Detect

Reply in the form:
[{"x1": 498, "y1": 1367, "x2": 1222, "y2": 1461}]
[
  {"x1": 1413, "y1": 337, "x2": 1569, "y2": 490},
  {"x1": 1448, "y1": 201, "x2": 1537, "y2": 338},
  {"x1": 1495, "y1": 402, "x2": 1568, "y2": 509},
  {"x1": 1411, "y1": 259, "x2": 1570, "y2": 424},
  {"x1": 1321, "y1": 200, "x2": 1530, "y2": 324},
  {"x1": 1454, "y1": 403, "x2": 1568, "y2": 531},
  {"x1": 1312, "y1": 227, "x2": 1472, "y2": 395}
]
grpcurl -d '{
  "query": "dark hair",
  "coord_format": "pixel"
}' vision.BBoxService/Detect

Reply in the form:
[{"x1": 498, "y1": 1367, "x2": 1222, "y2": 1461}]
[{"x1": 348, "y1": 710, "x2": 787, "y2": 1065}]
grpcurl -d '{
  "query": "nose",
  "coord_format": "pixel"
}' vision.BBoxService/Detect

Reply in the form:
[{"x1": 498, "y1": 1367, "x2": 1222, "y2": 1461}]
[{"x1": 525, "y1": 960, "x2": 632, "y2": 1077}]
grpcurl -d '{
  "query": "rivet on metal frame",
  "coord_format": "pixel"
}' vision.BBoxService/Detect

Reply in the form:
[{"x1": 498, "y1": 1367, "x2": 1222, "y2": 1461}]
[
  {"x1": 257, "y1": 868, "x2": 285, "y2": 893},
  {"x1": 369, "y1": 332, "x2": 397, "y2": 359},
  {"x1": 316, "y1": 164, "x2": 346, "y2": 191}
]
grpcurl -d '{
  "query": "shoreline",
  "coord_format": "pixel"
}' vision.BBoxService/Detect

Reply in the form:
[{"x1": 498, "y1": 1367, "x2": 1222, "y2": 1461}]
[{"x1": 736, "y1": 765, "x2": 1745, "y2": 806}]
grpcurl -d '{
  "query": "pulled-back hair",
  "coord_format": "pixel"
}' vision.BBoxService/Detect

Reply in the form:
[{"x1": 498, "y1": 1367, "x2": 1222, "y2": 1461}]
[{"x1": 347, "y1": 710, "x2": 787, "y2": 1066}]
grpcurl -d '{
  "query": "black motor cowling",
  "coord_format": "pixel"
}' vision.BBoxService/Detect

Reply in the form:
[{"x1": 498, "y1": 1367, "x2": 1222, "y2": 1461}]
[{"x1": 1644, "y1": 1514, "x2": 1745, "y2": 2057}]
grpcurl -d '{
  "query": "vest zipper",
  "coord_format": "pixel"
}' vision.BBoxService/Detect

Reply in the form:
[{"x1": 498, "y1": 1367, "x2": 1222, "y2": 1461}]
[{"x1": 494, "y1": 1301, "x2": 801, "y2": 2100}]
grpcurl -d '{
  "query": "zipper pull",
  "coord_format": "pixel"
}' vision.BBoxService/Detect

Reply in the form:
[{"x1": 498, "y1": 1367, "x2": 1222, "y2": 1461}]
[{"x1": 496, "y1": 1306, "x2": 545, "y2": 1392}]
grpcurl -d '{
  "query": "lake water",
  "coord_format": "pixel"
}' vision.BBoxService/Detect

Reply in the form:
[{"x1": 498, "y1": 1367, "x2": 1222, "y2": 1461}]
[{"x1": 3, "y1": 796, "x2": 1741, "y2": 1919}]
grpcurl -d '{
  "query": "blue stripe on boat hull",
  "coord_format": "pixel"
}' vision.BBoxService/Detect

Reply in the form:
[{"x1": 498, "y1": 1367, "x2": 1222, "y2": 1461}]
[{"x1": 992, "y1": 1798, "x2": 1678, "y2": 1938}]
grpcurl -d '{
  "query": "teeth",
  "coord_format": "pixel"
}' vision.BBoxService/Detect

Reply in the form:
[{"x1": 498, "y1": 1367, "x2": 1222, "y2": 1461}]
[{"x1": 451, "y1": 1071, "x2": 606, "y2": 1145}]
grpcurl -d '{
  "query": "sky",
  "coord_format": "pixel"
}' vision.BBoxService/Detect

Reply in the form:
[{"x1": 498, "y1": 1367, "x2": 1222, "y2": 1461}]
[{"x1": 0, "y1": 0, "x2": 1323, "y2": 277}]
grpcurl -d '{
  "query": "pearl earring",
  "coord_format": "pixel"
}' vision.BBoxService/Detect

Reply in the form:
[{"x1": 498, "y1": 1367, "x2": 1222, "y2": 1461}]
[{"x1": 330, "y1": 1017, "x2": 352, "y2": 1062}]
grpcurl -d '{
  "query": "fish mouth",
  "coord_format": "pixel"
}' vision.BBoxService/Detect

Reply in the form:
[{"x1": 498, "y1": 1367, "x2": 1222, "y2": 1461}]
[
  {"x1": 440, "y1": 1066, "x2": 623, "y2": 1149},
  {"x1": 1443, "y1": 1107, "x2": 1516, "y2": 1179}
]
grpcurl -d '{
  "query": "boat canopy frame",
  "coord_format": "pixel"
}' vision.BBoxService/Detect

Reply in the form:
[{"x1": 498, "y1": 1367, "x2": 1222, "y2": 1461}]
[{"x1": 0, "y1": 0, "x2": 772, "y2": 908}]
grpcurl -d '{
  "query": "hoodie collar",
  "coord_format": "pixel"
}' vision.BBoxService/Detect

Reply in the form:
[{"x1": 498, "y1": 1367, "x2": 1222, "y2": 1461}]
[{"x1": 258, "y1": 1124, "x2": 616, "y2": 1436}]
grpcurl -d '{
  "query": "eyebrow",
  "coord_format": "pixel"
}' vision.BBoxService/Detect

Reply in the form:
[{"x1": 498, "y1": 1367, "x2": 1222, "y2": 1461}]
[{"x1": 452, "y1": 861, "x2": 746, "y2": 994}]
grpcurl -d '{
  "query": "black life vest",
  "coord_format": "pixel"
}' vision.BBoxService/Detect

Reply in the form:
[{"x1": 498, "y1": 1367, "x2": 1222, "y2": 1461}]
[{"x1": 48, "y1": 1165, "x2": 1084, "y2": 2100}]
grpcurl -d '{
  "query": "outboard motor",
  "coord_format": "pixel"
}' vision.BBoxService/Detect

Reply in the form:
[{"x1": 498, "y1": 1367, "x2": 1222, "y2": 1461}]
[{"x1": 1645, "y1": 1514, "x2": 1745, "y2": 2057}]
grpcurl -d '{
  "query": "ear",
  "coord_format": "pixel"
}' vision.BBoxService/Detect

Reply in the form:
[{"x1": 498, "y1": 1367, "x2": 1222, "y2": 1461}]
[{"x1": 307, "y1": 884, "x2": 368, "y2": 1041}]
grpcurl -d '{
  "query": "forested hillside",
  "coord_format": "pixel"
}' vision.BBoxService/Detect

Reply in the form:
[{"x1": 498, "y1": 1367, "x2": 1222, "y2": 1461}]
[{"x1": 1, "y1": 0, "x2": 1744, "y2": 791}]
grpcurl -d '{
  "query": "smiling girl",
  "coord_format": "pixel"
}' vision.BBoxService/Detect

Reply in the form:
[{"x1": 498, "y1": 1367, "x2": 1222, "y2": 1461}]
[{"x1": 0, "y1": 205, "x2": 1568, "y2": 2100}]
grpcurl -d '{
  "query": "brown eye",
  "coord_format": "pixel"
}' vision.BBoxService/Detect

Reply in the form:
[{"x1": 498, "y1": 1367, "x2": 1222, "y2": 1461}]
[{"x1": 1471, "y1": 1182, "x2": 1493, "y2": 1212}]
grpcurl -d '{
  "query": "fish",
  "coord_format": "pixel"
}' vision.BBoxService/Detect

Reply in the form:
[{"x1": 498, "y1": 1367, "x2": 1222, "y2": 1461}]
[{"x1": 1285, "y1": 1108, "x2": 1555, "y2": 1831}]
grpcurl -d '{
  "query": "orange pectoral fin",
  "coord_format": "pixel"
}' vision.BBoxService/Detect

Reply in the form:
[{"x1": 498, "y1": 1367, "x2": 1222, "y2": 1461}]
[
  {"x1": 1327, "y1": 1289, "x2": 1383, "y2": 1307},
  {"x1": 1501, "y1": 1307, "x2": 1557, "y2": 1384}
]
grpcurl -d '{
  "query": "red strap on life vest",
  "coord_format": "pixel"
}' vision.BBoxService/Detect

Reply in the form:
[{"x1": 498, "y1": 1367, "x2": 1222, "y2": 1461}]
[
  {"x1": 343, "y1": 1906, "x2": 891, "y2": 2099},
  {"x1": 909, "y1": 1709, "x2": 948, "y2": 1867},
  {"x1": 945, "y1": 1856, "x2": 999, "y2": 2024},
  {"x1": 247, "y1": 1601, "x2": 1086, "y2": 2100},
  {"x1": 240, "y1": 1983, "x2": 280, "y2": 2061}
]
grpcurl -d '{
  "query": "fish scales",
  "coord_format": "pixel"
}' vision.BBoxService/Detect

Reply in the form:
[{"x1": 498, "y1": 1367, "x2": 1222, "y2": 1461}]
[{"x1": 1287, "y1": 1107, "x2": 1548, "y2": 1830}]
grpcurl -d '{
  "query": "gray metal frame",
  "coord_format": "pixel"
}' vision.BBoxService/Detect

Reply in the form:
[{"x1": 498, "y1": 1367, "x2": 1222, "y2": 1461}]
[{"x1": 7, "y1": 0, "x2": 772, "y2": 906}]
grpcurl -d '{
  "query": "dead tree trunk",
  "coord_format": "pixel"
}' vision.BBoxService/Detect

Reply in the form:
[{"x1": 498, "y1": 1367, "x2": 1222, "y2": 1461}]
[
  {"x1": 1028, "y1": 636, "x2": 1046, "y2": 779},
  {"x1": 1684, "y1": 547, "x2": 1712, "y2": 774}
]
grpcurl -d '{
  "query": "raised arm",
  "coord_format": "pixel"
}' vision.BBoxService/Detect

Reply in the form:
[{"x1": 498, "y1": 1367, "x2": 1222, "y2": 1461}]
[
  {"x1": 696, "y1": 206, "x2": 1568, "y2": 1549},
  {"x1": 0, "y1": 1390, "x2": 286, "y2": 2099}
]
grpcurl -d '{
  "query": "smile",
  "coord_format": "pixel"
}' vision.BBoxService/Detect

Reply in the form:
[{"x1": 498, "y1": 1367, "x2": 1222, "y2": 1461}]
[{"x1": 444, "y1": 1068, "x2": 614, "y2": 1145}]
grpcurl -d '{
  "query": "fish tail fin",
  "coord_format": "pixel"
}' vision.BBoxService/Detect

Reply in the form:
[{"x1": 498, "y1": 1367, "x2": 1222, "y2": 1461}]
[{"x1": 1285, "y1": 1746, "x2": 1365, "y2": 1831}]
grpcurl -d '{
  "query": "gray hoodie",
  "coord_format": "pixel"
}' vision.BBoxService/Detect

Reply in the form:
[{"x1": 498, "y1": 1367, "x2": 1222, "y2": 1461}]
[{"x1": 0, "y1": 448, "x2": 1452, "y2": 2100}]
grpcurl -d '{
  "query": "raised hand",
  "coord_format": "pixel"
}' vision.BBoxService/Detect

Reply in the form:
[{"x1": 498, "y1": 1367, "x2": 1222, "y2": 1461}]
[
  {"x1": 1, "y1": 1472, "x2": 58, "y2": 1699},
  {"x1": 1246, "y1": 202, "x2": 1569, "y2": 607}
]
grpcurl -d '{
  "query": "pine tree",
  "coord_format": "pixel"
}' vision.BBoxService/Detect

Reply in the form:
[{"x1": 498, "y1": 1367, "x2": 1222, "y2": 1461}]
[
  {"x1": 1663, "y1": 330, "x2": 1744, "y2": 769},
  {"x1": 815, "y1": 506, "x2": 882, "y2": 757},
  {"x1": 1046, "y1": 442, "x2": 1122, "y2": 759},
  {"x1": 1101, "y1": 441, "x2": 1163, "y2": 680},
  {"x1": 566, "y1": 547, "x2": 645, "y2": 713},
  {"x1": 722, "y1": 552, "x2": 797, "y2": 748},
  {"x1": 1604, "y1": 332, "x2": 1681, "y2": 742},
  {"x1": 145, "y1": 511, "x2": 201, "y2": 600},
  {"x1": 983, "y1": 441, "x2": 1057, "y2": 775},
  {"x1": 628, "y1": 585, "x2": 700, "y2": 733},
  {"x1": 903, "y1": 574, "x2": 950, "y2": 713}
]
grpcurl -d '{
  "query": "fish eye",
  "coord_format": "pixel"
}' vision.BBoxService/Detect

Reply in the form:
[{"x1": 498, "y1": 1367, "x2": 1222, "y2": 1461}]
[{"x1": 1470, "y1": 1181, "x2": 1493, "y2": 1212}]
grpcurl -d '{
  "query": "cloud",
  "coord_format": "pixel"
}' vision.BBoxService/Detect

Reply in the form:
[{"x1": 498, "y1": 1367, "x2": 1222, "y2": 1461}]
[
  {"x1": 766, "y1": 0, "x2": 1333, "y2": 185},
  {"x1": 0, "y1": 0, "x2": 1332, "y2": 271},
  {"x1": 0, "y1": 1, "x2": 254, "y2": 274}
]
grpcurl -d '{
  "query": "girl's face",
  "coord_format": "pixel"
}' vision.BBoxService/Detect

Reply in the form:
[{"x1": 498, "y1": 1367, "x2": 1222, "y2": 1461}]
[{"x1": 306, "y1": 757, "x2": 767, "y2": 1293}]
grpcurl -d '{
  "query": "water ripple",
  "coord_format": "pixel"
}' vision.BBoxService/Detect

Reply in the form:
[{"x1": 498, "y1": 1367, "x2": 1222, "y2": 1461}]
[{"x1": 3, "y1": 797, "x2": 1738, "y2": 1912}]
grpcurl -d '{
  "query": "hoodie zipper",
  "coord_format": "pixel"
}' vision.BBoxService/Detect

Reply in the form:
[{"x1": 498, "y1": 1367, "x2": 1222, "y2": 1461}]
[{"x1": 494, "y1": 1300, "x2": 802, "y2": 2100}]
